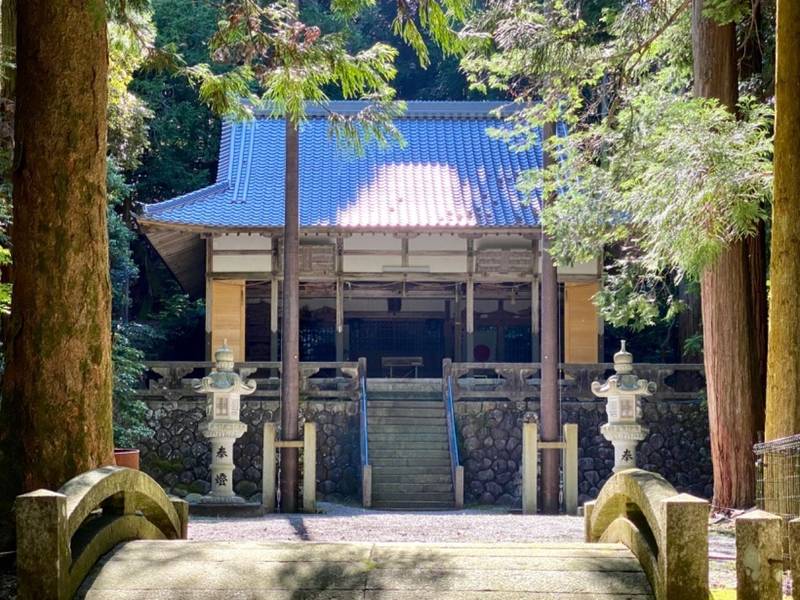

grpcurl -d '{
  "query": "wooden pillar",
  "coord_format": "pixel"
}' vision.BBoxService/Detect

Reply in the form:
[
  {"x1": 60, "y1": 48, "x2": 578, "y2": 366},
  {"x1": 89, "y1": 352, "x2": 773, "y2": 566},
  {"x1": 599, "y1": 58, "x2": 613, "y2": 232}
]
[
  {"x1": 531, "y1": 237, "x2": 540, "y2": 361},
  {"x1": 205, "y1": 238, "x2": 213, "y2": 360},
  {"x1": 270, "y1": 279, "x2": 279, "y2": 362},
  {"x1": 454, "y1": 284, "x2": 463, "y2": 362},
  {"x1": 335, "y1": 278, "x2": 344, "y2": 362},
  {"x1": 564, "y1": 281, "x2": 601, "y2": 362},
  {"x1": 335, "y1": 236, "x2": 344, "y2": 362},
  {"x1": 280, "y1": 115, "x2": 301, "y2": 513},
  {"x1": 466, "y1": 278, "x2": 475, "y2": 361},
  {"x1": 540, "y1": 121, "x2": 561, "y2": 514},
  {"x1": 210, "y1": 279, "x2": 246, "y2": 361}
]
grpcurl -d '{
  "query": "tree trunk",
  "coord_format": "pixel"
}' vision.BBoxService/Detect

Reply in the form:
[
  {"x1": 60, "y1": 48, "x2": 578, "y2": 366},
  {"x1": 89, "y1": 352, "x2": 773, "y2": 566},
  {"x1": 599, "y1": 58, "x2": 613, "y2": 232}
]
[
  {"x1": 765, "y1": 0, "x2": 800, "y2": 440},
  {"x1": 0, "y1": 0, "x2": 15, "y2": 97},
  {"x1": 279, "y1": 117, "x2": 300, "y2": 513},
  {"x1": 0, "y1": 0, "x2": 113, "y2": 548},
  {"x1": 693, "y1": 0, "x2": 760, "y2": 508}
]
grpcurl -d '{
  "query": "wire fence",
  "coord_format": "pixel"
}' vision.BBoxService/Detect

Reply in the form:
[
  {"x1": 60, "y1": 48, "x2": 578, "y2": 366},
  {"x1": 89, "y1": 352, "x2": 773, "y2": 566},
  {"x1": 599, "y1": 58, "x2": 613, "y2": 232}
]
[{"x1": 755, "y1": 433, "x2": 800, "y2": 558}]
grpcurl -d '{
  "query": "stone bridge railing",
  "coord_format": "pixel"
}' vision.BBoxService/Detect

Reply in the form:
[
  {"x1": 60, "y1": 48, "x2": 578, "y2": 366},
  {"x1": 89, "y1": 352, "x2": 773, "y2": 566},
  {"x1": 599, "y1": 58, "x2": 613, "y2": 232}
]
[
  {"x1": 446, "y1": 362, "x2": 705, "y2": 402},
  {"x1": 16, "y1": 466, "x2": 188, "y2": 600},
  {"x1": 584, "y1": 468, "x2": 709, "y2": 600},
  {"x1": 138, "y1": 360, "x2": 366, "y2": 401}
]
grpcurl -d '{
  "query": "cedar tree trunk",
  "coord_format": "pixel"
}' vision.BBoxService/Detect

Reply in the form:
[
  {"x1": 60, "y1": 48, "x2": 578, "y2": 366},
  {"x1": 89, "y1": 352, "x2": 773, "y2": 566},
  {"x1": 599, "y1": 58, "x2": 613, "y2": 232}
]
[
  {"x1": 0, "y1": 0, "x2": 113, "y2": 548},
  {"x1": 693, "y1": 0, "x2": 761, "y2": 508},
  {"x1": 765, "y1": 0, "x2": 800, "y2": 440}
]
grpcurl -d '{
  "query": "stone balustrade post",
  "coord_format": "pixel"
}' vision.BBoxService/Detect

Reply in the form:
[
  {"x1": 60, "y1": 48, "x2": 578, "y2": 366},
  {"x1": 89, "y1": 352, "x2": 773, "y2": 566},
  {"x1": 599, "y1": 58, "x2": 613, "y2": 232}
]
[
  {"x1": 661, "y1": 494, "x2": 709, "y2": 600},
  {"x1": 790, "y1": 518, "x2": 800, "y2": 600},
  {"x1": 16, "y1": 490, "x2": 69, "y2": 600},
  {"x1": 736, "y1": 510, "x2": 784, "y2": 600}
]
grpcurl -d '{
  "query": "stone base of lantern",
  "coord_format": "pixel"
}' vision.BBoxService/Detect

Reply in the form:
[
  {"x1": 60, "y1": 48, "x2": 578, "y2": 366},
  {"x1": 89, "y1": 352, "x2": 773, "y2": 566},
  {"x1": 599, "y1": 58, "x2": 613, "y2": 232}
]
[
  {"x1": 196, "y1": 493, "x2": 247, "y2": 505},
  {"x1": 601, "y1": 423, "x2": 649, "y2": 473},
  {"x1": 189, "y1": 501, "x2": 266, "y2": 518}
]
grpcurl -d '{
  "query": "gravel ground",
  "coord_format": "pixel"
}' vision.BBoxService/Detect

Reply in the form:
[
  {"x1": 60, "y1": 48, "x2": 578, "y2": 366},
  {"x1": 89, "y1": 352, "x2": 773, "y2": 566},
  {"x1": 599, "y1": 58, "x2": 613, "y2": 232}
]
[
  {"x1": 188, "y1": 502, "x2": 585, "y2": 543},
  {"x1": 189, "y1": 501, "x2": 741, "y2": 591}
]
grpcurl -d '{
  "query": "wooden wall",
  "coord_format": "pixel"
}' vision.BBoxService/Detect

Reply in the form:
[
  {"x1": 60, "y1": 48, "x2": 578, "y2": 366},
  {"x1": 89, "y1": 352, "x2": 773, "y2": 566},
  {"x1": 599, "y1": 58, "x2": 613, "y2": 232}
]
[
  {"x1": 211, "y1": 279, "x2": 246, "y2": 361},
  {"x1": 564, "y1": 281, "x2": 600, "y2": 362}
]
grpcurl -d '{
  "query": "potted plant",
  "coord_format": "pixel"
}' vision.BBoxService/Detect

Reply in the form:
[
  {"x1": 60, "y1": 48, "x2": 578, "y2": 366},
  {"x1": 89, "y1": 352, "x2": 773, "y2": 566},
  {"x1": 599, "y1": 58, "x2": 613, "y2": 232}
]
[{"x1": 112, "y1": 325, "x2": 150, "y2": 469}]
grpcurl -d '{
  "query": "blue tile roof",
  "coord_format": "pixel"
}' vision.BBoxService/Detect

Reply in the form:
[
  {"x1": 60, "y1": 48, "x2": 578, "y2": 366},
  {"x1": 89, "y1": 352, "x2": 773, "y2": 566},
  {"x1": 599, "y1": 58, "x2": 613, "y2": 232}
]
[{"x1": 140, "y1": 102, "x2": 548, "y2": 230}]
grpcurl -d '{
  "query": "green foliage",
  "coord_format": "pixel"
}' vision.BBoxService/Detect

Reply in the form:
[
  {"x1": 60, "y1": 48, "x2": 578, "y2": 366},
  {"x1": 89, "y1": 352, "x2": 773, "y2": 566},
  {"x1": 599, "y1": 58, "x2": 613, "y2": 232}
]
[
  {"x1": 682, "y1": 333, "x2": 704, "y2": 359},
  {"x1": 112, "y1": 323, "x2": 151, "y2": 448},
  {"x1": 540, "y1": 90, "x2": 772, "y2": 328},
  {"x1": 187, "y1": 0, "x2": 403, "y2": 152},
  {"x1": 460, "y1": 0, "x2": 771, "y2": 331},
  {"x1": 131, "y1": 0, "x2": 222, "y2": 203},
  {"x1": 107, "y1": 161, "x2": 140, "y2": 318},
  {"x1": 108, "y1": 15, "x2": 155, "y2": 170}
]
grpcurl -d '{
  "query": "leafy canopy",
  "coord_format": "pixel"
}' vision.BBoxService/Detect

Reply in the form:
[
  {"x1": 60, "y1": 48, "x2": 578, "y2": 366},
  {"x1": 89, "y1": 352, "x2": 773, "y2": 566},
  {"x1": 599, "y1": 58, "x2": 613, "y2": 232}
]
[{"x1": 459, "y1": 0, "x2": 773, "y2": 330}]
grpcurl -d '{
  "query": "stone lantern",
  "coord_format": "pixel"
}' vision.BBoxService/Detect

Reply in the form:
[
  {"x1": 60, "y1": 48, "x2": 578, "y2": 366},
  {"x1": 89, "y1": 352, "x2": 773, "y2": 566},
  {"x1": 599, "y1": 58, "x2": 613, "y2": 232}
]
[
  {"x1": 193, "y1": 342, "x2": 256, "y2": 503},
  {"x1": 591, "y1": 341, "x2": 656, "y2": 472}
]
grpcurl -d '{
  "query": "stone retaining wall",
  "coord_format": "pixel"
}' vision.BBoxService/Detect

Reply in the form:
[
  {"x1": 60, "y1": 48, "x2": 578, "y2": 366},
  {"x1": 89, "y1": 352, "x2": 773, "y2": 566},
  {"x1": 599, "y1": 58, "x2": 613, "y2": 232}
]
[
  {"x1": 139, "y1": 397, "x2": 359, "y2": 502},
  {"x1": 139, "y1": 395, "x2": 711, "y2": 507},
  {"x1": 455, "y1": 398, "x2": 712, "y2": 506}
]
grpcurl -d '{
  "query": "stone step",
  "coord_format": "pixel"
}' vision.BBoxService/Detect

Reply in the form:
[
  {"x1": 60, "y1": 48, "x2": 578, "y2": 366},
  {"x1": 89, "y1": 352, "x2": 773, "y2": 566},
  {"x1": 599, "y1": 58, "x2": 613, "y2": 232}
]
[
  {"x1": 367, "y1": 407, "x2": 445, "y2": 417},
  {"x1": 368, "y1": 401, "x2": 443, "y2": 410},
  {"x1": 367, "y1": 424, "x2": 447, "y2": 442},
  {"x1": 367, "y1": 415, "x2": 447, "y2": 429},
  {"x1": 366, "y1": 378, "x2": 442, "y2": 394},
  {"x1": 372, "y1": 491, "x2": 454, "y2": 503},
  {"x1": 368, "y1": 457, "x2": 452, "y2": 468},
  {"x1": 368, "y1": 438, "x2": 450, "y2": 456},
  {"x1": 372, "y1": 465, "x2": 453, "y2": 476},
  {"x1": 375, "y1": 482, "x2": 454, "y2": 494},
  {"x1": 371, "y1": 470, "x2": 452, "y2": 481},
  {"x1": 368, "y1": 395, "x2": 443, "y2": 403},
  {"x1": 371, "y1": 501, "x2": 454, "y2": 510}
]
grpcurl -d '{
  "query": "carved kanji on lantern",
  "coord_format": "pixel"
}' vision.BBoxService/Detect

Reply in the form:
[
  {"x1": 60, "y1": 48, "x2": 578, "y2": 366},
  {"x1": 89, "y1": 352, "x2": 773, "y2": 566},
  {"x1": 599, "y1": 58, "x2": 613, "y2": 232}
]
[
  {"x1": 591, "y1": 341, "x2": 656, "y2": 473},
  {"x1": 193, "y1": 342, "x2": 256, "y2": 503}
]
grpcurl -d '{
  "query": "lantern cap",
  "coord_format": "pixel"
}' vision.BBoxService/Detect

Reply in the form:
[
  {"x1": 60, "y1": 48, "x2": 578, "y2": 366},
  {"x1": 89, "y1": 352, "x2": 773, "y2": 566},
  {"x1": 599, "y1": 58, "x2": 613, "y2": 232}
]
[
  {"x1": 215, "y1": 340, "x2": 235, "y2": 370},
  {"x1": 614, "y1": 340, "x2": 634, "y2": 374}
]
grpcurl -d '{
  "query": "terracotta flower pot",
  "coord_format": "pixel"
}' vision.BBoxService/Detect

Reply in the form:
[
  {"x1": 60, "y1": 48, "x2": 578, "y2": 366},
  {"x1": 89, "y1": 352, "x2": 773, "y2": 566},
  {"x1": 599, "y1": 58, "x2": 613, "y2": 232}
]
[{"x1": 114, "y1": 448, "x2": 140, "y2": 470}]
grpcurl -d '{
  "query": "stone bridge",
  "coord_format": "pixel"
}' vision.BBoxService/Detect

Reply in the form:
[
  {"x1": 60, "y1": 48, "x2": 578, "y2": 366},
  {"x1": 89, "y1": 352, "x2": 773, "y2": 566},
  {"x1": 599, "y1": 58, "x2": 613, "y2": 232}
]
[{"x1": 17, "y1": 466, "x2": 710, "y2": 600}]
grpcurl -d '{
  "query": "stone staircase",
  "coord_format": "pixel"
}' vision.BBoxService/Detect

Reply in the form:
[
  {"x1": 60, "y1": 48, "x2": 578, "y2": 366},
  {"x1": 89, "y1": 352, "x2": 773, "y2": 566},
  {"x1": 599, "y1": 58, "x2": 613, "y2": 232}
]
[{"x1": 367, "y1": 382, "x2": 454, "y2": 510}]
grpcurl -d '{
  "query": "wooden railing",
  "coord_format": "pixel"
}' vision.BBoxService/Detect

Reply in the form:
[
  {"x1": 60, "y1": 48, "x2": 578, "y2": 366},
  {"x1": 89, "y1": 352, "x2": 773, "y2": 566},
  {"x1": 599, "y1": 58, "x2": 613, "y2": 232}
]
[
  {"x1": 449, "y1": 362, "x2": 705, "y2": 401},
  {"x1": 442, "y1": 360, "x2": 464, "y2": 509},
  {"x1": 138, "y1": 359, "x2": 367, "y2": 402},
  {"x1": 584, "y1": 468, "x2": 709, "y2": 600},
  {"x1": 16, "y1": 466, "x2": 188, "y2": 600}
]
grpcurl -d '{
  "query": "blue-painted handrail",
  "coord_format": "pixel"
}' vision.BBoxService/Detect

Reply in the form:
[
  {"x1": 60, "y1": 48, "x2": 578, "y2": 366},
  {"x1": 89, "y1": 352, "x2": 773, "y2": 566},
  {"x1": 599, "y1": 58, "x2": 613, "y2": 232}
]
[
  {"x1": 359, "y1": 376, "x2": 369, "y2": 467},
  {"x1": 444, "y1": 374, "x2": 460, "y2": 483}
]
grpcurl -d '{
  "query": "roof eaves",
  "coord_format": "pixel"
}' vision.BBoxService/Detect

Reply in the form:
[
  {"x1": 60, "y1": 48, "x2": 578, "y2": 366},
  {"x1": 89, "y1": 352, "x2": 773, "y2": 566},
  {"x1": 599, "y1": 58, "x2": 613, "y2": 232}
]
[{"x1": 142, "y1": 182, "x2": 230, "y2": 218}]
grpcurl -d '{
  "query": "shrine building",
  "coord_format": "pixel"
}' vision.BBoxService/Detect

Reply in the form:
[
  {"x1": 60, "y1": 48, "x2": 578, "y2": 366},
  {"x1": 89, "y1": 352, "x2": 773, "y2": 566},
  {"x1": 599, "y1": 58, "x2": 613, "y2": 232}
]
[{"x1": 137, "y1": 101, "x2": 602, "y2": 376}]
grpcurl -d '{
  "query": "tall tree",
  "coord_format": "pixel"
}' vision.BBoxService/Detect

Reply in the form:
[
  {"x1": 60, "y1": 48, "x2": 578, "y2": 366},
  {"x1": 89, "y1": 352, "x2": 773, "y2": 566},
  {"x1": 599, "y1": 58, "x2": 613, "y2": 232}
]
[
  {"x1": 765, "y1": 0, "x2": 800, "y2": 440},
  {"x1": 693, "y1": 0, "x2": 761, "y2": 507},
  {"x1": 0, "y1": 0, "x2": 113, "y2": 547}
]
